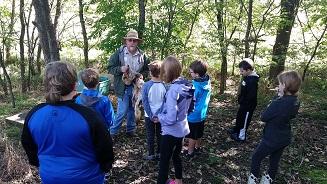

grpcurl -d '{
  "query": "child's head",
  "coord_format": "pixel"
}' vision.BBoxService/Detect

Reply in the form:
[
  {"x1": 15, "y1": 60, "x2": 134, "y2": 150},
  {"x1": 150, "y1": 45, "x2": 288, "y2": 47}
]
[
  {"x1": 189, "y1": 60, "x2": 208, "y2": 79},
  {"x1": 148, "y1": 60, "x2": 162, "y2": 78},
  {"x1": 44, "y1": 61, "x2": 77, "y2": 103},
  {"x1": 161, "y1": 56, "x2": 182, "y2": 83},
  {"x1": 277, "y1": 70, "x2": 302, "y2": 95},
  {"x1": 239, "y1": 58, "x2": 254, "y2": 77},
  {"x1": 80, "y1": 68, "x2": 99, "y2": 89}
]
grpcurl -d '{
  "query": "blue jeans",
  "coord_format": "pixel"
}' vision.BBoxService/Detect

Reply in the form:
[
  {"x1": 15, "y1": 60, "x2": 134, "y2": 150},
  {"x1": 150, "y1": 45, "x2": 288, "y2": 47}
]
[{"x1": 110, "y1": 85, "x2": 136, "y2": 135}]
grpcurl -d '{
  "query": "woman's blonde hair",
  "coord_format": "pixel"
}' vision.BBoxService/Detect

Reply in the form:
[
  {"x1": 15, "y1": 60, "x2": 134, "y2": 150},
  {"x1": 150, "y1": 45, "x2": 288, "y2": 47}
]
[
  {"x1": 44, "y1": 61, "x2": 77, "y2": 103},
  {"x1": 277, "y1": 70, "x2": 302, "y2": 95},
  {"x1": 160, "y1": 56, "x2": 182, "y2": 83}
]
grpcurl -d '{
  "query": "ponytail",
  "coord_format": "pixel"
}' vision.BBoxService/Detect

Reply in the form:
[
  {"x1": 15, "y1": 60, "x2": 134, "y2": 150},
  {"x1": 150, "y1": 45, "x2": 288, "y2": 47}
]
[{"x1": 44, "y1": 61, "x2": 77, "y2": 103}]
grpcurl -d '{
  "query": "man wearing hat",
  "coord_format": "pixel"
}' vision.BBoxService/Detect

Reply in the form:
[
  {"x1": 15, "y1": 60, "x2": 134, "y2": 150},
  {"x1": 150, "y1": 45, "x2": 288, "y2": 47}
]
[{"x1": 108, "y1": 29, "x2": 149, "y2": 137}]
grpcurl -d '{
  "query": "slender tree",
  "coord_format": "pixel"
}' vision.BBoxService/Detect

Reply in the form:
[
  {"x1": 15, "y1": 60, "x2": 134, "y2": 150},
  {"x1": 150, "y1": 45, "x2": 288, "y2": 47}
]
[
  {"x1": 244, "y1": 0, "x2": 253, "y2": 58},
  {"x1": 20, "y1": 0, "x2": 27, "y2": 92},
  {"x1": 215, "y1": 0, "x2": 227, "y2": 94},
  {"x1": 79, "y1": 0, "x2": 89, "y2": 67},
  {"x1": 32, "y1": 0, "x2": 60, "y2": 63},
  {"x1": 269, "y1": 0, "x2": 300, "y2": 80},
  {"x1": 138, "y1": 0, "x2": 145, "y2": 39},
  {"x1": 0, "y1": 48, "x2": 15, "y2": 107},
  {"x1": 5, "y1": 0, "x2": 16, "y2": 62}
]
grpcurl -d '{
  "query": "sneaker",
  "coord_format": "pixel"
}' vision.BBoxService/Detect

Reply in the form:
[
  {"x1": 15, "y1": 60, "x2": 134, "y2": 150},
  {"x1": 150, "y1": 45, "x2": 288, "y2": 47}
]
[
  {"x1": 144, "y1": 154, "x2": 156, "y2": 161},
  {"x1": 230, "y1": 133, "x2": 245, "y2": 142},
  {"x1": 166, "y1": 179, "x2": 176, "y2": 184}
]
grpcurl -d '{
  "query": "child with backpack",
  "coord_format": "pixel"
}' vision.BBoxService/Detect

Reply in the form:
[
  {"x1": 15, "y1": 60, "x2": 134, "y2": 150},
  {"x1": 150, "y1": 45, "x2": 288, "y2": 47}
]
[
  {"x1": 155, "y1": 56, "x2": 194, "y2": 184},
  {"x1": 184, "y1": 60, "x2": 211, "y2": 158}
]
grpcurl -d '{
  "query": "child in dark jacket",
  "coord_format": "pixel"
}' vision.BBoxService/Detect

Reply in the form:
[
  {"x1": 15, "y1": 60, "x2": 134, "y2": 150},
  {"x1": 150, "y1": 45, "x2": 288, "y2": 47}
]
[
  {"x1": 142, "y1": 61, "x2": 166, "y2": 160},
  {"x1": 155, "y1": 56, "x2": 193, "y2": 184},
  {"x1": 229, "y1": 58, "x2": 259, "y2": 142},
  {"x1": 75, "y1": 68, "x2": 115, "y2": 129},
  {"x1": 247, "y1": 70, "x2": 302, "y2": 184},
  {"x1": 184, "y1": 60, "x2": 211, "y2": 158}
]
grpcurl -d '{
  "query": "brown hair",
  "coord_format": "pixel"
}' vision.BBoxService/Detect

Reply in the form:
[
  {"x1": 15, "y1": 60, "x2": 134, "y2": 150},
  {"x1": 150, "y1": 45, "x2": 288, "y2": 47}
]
[
  {"x1": 239, "y1": 58, "x2": 254, "y2": 71},
  {"x1": 189, "y1": 60, "x2": 208, "y2": 77},
  {"x1": 277, "y1": 70, "x2": 302, "y2": 95},
  {"x1": 44, "y1": 61, "x2": 77, "y2": 103},
  {"x1": 160, "y1": 56, "x2": 182, "y2": 83},
  {"x1": 81, "y1": 68, "x2": 99, "y2": 88},
  {"x1": 148, "y1": 60, "x2": 162, "y2": 78}
]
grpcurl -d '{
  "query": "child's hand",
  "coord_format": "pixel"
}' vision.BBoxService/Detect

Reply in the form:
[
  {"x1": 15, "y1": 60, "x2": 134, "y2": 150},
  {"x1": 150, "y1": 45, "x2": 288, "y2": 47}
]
[{"x1": 277, "y1": 83, "x2": 285, "y2": 97}]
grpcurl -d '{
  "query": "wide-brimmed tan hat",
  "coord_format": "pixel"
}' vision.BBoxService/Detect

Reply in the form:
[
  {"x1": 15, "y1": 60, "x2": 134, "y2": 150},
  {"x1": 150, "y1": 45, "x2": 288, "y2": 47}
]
[{"x1": 123, "y1": 29, "x2": 142, "y2": 41}]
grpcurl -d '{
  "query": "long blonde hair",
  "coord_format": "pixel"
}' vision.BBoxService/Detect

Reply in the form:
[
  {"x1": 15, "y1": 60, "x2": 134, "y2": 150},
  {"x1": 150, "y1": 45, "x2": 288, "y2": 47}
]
[{"x1": 44, "y1": 61, "x2": 77, "y2": 103}]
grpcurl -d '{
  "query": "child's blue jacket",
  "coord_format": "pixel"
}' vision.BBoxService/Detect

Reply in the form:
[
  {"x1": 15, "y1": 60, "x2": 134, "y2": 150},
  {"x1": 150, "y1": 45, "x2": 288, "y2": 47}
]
[
  {"x1": 187, "y1": 75, "x2": 211, "y2": 123},
  {"x1": 75, "y1": 89, "x2": 115, "y2": 128}
]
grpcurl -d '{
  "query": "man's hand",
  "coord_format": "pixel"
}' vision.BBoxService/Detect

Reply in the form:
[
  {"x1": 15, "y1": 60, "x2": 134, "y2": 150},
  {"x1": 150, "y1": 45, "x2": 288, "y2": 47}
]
[{"x1": 121, "y1": 65, "x2": 129, "y2": 73}]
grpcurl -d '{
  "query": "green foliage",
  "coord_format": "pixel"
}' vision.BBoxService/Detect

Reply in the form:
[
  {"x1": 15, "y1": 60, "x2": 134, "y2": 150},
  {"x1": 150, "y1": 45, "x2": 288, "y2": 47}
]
[
  {"x1": 300, "y1": 75, "x2": 327, "y2": 120},
  {"x1": 206, "y1": 153, "x2": 222, "y2": 165},
  {"x1": 306, "y1": 169, "x2": 327, "y2": 184},
  {"x1": 0, "y1": 92, "x2": 41, "y2": 117},
  {"x1": 92, "y1": 0, "x2": 138, "y2": 54},
  {"x1": 3, "y1": 126, "x2": 21, "y2": 141}
]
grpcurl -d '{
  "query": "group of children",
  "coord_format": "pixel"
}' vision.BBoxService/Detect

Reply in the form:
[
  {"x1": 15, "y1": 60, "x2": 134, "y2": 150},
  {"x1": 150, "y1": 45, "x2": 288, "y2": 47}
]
[
  {"x1": 22, "y1": 56, "x2": 302, "y2": 184},
  {"x1": 76, "y1": 56, "x2": 211, "y2": 184}
]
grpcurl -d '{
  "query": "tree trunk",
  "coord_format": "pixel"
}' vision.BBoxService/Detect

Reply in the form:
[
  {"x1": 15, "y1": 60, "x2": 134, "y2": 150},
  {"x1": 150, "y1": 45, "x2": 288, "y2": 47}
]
[
  {"x1": 53, "y1": 0, "x2": 62, "y2": 33},
  {"x1": 32, "y1": 0, "x2": 60, "y2": 63},
  {"x1": 78, "y1": 0, "x2": 89, "y2": 68},
  {"x1": 138, "y1": 0, "x2": 145, "y2": 39},
  {"x1": 5, "y1": 0, "x2": 16, "y2": 62},
  {"x1": 216, "y1": 0, "x2": 227, "y2": 94},
  {"x1": 244, "y1": 0, "x2": 253, "y2": 58},
  {"x1": 0, "y1": 48, "x2": 15, "y2": 107},
  {"x1": 36, "y1": 43, "x2": 42, "y2": 73},
  {"x1": 20, "y1": 0, "x2": 27, "y2": 92},
  {"x1": 269, "y1": 0, "x2": 300, "y2": 80}
]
